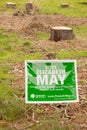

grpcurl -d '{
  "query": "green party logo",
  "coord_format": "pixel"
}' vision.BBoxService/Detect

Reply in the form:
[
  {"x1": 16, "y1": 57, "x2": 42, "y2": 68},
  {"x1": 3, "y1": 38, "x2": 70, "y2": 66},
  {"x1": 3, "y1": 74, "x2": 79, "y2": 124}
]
[{"x1": 25, "y1": 60, "x2": 79, "y2": 103}]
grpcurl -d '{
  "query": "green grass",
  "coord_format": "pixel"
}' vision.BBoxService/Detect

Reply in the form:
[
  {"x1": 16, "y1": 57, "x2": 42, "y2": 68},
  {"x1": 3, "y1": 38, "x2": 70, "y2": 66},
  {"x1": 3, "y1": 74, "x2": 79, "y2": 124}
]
[
  {"x1": 0, "y1": 0, "x2": 87, "y2": 17},
  {"x1": 1, "y1": 97, "x2": 24, "y2": 121},
  {"x1": 0, "y1": 63, "x2": 25, "y2": 122},
  {"x1": 38, "y1": 0, "x2": 87, "y2": 17},
  {"x1": 73, "y1": 26, "x2": 87, "y2": 38},
  {"x1": 36, "y1": 32, "x2": 50, "y2": 40},
  {"x1": 56, "y1": 50, "x2": 87, "y2": 59},
  {"x1": 12, "y1": 52, "x2": 44, "y2": 62},
  {"x1": 0, "y1": 29, "x2": 32, "y2": 61},
  {"x1": 0, "y1": 29, "x2": 46, "y2": 63},
  {"x1": 0, "y1": 29, "x2": 40, "y2": 123},
  {"x1": 0, "y1": 78, "x2": 31, "y2": 122},
  {"x1": 0, "y1": 29, "x2": 46, "y2": 124},
  {"x1": 0, "y1": 0, "x2": 28, "y2": 12},
  {"x1": 0, "y1": 80, "x2": 26, "y2": 121}
]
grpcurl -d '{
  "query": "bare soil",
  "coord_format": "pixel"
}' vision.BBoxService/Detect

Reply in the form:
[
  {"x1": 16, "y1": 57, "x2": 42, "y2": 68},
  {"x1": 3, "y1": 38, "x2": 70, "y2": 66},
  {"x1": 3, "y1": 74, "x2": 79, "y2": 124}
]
[{"x1": 0, "y1": 13, "x2": 87, "y2": 34}]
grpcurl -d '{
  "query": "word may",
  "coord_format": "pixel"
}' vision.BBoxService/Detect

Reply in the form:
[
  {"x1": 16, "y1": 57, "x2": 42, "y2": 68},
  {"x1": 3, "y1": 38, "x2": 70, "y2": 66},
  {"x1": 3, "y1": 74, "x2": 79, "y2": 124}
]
[{"x1": 37, "y1": 74, "x2": 67, "y2": 85}]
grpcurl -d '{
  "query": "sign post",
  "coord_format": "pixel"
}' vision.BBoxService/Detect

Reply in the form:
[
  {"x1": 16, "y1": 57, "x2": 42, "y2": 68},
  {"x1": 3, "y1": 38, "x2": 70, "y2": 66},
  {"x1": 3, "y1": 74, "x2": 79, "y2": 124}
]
[{"x1": 25, "y1": 60, "x2": 79, "y2": 103}]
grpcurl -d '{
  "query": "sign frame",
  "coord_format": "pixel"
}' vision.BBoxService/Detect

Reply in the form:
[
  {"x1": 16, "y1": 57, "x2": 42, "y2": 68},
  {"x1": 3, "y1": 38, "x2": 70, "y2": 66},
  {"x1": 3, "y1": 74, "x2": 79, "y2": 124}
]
[{"x1": 25, "y1": 60, "x2": 79, "y2": 104}]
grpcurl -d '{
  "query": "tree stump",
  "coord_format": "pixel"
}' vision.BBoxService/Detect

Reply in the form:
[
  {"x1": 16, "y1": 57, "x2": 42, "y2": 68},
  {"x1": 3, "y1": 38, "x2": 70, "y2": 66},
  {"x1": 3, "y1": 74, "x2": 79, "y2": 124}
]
[
  {"x1": 61, "y1": 3, "x2": 69, "y2": 8},
  {"x1": 25, "y1": 2, "x2": 33, "y2": 14},
  {"x1": 50, "y1": 26, "x2": 74, "y2": 42},
  {"x1": 6, "y1": 2, "x2": 16, "y2": 8}
]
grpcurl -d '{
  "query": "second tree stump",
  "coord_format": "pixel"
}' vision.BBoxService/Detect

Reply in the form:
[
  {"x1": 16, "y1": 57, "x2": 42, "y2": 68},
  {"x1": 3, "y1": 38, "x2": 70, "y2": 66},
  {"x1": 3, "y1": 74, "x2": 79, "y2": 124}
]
[
  {"x1": 25, "y1": 2, "x2": 33, "y2": 14},
  {"x1": 50, "y1": 26, "x2": 74, "y2": 42}
]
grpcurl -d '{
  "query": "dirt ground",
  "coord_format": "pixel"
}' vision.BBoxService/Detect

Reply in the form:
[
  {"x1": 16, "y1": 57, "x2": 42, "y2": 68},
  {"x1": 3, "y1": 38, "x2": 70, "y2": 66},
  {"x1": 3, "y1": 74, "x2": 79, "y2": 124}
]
[
  {"x1": 0, "y1": 13, "x2": 87, "y2": 129},
  {"x1": 0, "y1": 13, "x2": 87, "y2": 34}
]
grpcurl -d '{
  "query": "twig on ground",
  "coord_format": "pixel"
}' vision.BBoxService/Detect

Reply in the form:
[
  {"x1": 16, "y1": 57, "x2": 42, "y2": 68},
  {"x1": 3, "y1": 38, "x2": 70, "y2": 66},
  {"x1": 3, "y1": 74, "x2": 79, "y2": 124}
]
[
  {"x1": 32, "y1": 112, "x2": 35, "y2": 120},
  {"x1": 65, "y1": 104, "x2": 70, "y2": 118},
  {"x1": 14, "y1": 122, "x2": 20, "y2": 130}
]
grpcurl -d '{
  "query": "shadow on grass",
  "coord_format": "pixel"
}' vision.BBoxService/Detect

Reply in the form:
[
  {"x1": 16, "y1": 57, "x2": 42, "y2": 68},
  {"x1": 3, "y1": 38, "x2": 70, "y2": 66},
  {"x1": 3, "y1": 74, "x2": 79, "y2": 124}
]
[{"x1": 78, "y1": 2, "x2": 87, "y2": 5}]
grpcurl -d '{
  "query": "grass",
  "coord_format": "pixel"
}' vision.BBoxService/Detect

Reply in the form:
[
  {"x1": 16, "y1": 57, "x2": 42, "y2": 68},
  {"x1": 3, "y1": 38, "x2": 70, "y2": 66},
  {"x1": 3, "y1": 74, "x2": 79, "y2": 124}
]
[
  {"x1": 0, "y1": 80, "x2": 26, "y2": 121},
  {"x1": 1, "y1": 98, "x2": 24, "y2": 121},
  {"x1": 0, "y1": 29, "x2": 31, "y2": 61},
  {"x1": 0, "y1": 0, "x2": 28, "y2": 12},
  {"x1": 0, "y1": 0, "x2": 87, "y2": 17},
  {"x1": 38, "y1": 0, "x2": 87, "y2": 17},
  {"x1": 32, "y1": 114, "x2": 75, "y2": 130},
  {"x1": 0, "y1": 29, "x2": 46, "y2": 128},
  {"x1": 73, "y1": 26, "x2": 87, "y2": 38},
  {"x1": 36, "y1": 32, "x2": 50, "y2": 40},
  {"x1": 0, "y1": 29, "x2": 42, "y2": 124},
  {"x1": 0, "y1": 63, "x2": 26, "y2": 122},
  {"x1": 12, "y1": 52, "x2": 44, "y2": 62},
  {"x1": 56, "y1": 50, "x2": 87, "y2": 59}
]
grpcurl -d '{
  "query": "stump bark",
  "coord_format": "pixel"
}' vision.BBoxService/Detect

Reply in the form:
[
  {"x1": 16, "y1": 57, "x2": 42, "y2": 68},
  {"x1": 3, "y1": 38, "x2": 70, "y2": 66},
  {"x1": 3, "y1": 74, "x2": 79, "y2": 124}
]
[
  {"x1": 50, "y1": 26, "x2": 74, "y2": 42},
  {"x1": 61, "y1": 3, "x2": 69, "y2": 8},
  {"x1": 25, "y1": 2, "x2": 33, "y2": 14},
  {"x1": 6, "y1": 2, "x2": 16, "y2": 8}
]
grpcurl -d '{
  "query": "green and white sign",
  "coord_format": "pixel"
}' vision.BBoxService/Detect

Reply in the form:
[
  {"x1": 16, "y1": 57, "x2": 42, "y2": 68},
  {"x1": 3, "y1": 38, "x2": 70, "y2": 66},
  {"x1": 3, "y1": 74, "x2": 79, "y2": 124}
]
[{"x1": 25, "y1": 60, "x2": 79, "y2": 103}]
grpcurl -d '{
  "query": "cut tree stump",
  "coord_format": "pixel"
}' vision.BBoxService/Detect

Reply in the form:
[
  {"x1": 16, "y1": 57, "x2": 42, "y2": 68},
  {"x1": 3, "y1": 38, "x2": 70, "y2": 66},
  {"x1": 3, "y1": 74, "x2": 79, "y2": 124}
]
[
  {"x1": 6, "y1": 2, "x2": 16, "y2": 8},
  {"x1": 25, "y1": 2, "x2": 33, "y2": 14},
  {"x1": 50, "y1": 26, "x2": 74, "y2": 42},
  {"x1": 61, "y1": 3, "x2": 69, "y2": 8}
]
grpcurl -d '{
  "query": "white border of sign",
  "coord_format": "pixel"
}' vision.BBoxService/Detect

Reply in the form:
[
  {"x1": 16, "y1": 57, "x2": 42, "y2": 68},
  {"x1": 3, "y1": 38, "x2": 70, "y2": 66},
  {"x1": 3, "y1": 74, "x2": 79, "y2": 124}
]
[{"x1": 25, "y1": 60, "x2": 79, "y2": 104}]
